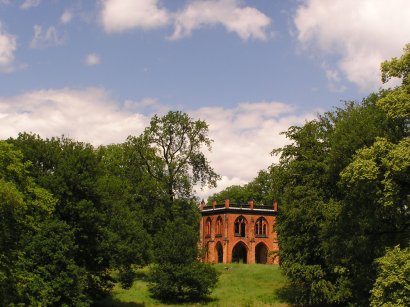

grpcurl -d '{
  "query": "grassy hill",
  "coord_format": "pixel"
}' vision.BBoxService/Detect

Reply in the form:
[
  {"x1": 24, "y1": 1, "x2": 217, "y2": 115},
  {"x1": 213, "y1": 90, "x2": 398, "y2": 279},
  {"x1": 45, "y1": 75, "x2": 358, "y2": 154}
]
[{"x1": 97, "y1": 264, "x2": 288, "y2": 307}]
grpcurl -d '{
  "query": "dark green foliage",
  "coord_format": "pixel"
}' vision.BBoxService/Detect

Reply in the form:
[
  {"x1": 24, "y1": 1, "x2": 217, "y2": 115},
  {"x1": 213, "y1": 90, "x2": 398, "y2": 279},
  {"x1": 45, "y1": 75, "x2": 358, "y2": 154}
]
[
  {"x1": 5, "y1": 134, "x2": 152, "y2": 303},
  {"x1": 149, "y1": 215, "x2": 218, "y2": 302},
  {"x1": 2, "y1": 111, "x2": 219, "y2": 305},
  {"x1": 0, "y1": 142, "x2": 88, "y2": 306},
  {"x1": 154, "y1": 217, "x2": 199, "y2": 265},
  {"x1": 14, "y1": 219, "x2": 89, "y2": 306},
  {"x1": 149, "y1": 262, "x2": 218, "y2": 302},
  {"x1": 274, "y1": 98, "x2": 409, "y2": 305},
  {"x1": 122, "y1": 112, "x2": 220, "y2": 302},
  {"x1": 270, "y1": 46, "x2": 410, "y2": 306},
  {"x1": 9, "y1": 135, "x2": 113, "y2": 296}
]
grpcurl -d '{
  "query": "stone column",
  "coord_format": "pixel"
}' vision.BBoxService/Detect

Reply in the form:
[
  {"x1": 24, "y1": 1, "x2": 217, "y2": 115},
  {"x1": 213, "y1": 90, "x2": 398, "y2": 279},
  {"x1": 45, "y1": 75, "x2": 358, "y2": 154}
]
[
  {"x1": 248, "y1": 216, "x2": 255, "y2": 264},
  {"x1": 248, "y1": 241, "x2": 255, "y2": 264},
  {"x1": 208, "y1": 240, "x2": 215, "y2": 263}
]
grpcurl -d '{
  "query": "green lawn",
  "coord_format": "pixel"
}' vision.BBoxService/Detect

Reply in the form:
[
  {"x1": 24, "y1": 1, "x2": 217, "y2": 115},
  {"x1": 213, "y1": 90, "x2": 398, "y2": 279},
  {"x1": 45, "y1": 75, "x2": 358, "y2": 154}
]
[{"x1": 96, "y1": 264, "x2": 288, "y2": 307}]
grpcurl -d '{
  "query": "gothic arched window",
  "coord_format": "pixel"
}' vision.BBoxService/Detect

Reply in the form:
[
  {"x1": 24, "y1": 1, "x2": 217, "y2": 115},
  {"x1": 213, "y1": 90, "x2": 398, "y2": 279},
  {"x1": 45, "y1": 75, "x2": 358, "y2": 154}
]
[
  {"x1": 234, "y1": 216, "x2": 247, "y2": 237},
  {"x1": 205, "y1": 217, "x2": 212, "y2": 238},
  {"x1": 216, "y1": 216, "x2": 223, "y2": 237},
  {"x1": 255, "y1": 217, "x2": 268, "y2": 237}
]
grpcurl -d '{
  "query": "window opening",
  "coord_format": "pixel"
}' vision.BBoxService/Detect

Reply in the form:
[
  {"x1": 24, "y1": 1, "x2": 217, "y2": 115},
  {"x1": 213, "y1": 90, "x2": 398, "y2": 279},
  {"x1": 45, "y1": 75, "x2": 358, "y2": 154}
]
[
  {"x1": 205, "y1": 218, "x2": 211, "y2": 238},
  {"x1": 216, "y1": 216, "x2": 223, "y2": 237},
  {"x1": 255, "y1": 217, "x2": 268, "y2": 237},
  {"x1": 234, "y1": 216, "x2": 246, "y2": 237}
]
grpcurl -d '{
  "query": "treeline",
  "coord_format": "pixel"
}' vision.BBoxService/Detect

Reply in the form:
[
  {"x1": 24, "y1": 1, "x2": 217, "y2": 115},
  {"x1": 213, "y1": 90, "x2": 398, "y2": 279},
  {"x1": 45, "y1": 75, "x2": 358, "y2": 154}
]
[
  {"x1": 0, "y1": 112, "x2": 219, "y2": 305},
  {"x1": 211, "y1": 46, "x2": 410, "y2": 305}
]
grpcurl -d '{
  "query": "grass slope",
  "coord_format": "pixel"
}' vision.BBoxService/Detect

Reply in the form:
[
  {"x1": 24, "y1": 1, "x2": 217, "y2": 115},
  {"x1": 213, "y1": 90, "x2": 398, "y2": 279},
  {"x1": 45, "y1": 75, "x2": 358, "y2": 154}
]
[{"x1": 97, "y1": 264, "x2": 288, "y2": 307}]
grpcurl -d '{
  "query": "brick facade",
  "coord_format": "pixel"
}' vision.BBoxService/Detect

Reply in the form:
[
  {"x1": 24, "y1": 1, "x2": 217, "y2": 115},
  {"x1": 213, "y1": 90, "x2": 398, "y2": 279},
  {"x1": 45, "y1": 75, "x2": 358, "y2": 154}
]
[{"x1": 199, "y1": 199, "x2": 279, "y2": 264}]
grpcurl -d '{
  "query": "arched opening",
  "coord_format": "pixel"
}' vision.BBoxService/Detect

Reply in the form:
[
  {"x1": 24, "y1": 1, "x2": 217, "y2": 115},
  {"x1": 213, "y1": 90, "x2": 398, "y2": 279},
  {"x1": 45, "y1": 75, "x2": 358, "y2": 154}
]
[
  {"x1": 234, "y1": 216, "x2": 247, "y2": 237},
  {"x1": 215, "y1": 242, "x2": 223, "y2": 263},
  {"x1": 232, "y1": 241, "x2": 248, "y2": 263},
  {"x1": 255, "y1": 242, "x2": 268, "y2": 264}
]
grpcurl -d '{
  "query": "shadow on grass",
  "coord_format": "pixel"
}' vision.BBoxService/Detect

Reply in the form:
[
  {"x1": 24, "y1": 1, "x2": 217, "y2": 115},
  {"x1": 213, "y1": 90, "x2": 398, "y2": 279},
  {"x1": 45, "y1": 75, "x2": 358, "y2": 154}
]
[
  {"x1": 92, "y1": 296, "x2": 145, "y2": 307},
  {"x1": 155, "y1": 296, "x2": 219, "y2": 306},
  {"x1": 274, "y1": 284, "x2": 340, "y2": 307},
  {"x1": 274, "y1": 284, "x2": 299, "y2": 306},
  {"x1": 94, "y1": 294, "x2": 218, "y2": 307}
]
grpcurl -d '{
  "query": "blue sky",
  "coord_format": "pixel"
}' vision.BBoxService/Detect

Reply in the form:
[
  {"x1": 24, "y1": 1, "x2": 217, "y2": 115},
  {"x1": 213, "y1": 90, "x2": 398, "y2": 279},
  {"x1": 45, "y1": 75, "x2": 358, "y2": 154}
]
[{"x1": 0, "y1": 0, "x2": 409, "y2": 198}]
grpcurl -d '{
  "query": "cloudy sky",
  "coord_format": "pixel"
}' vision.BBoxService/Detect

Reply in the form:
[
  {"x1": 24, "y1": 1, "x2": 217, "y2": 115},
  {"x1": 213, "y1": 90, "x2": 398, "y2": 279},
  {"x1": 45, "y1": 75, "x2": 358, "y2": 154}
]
[{"x1": 0, "y1": 0, "x2": 409, "y2": 198}]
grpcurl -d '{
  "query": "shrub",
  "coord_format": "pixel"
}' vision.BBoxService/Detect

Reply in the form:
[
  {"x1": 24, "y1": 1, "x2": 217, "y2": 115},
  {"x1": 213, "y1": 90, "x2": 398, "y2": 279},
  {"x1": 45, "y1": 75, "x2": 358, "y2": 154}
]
[
  {"x1": 149, "y1": 217, "x2": 219, "y2": 302},
  {"x1": 149, "y1": 262, "x2": 218, "y2": 302}
]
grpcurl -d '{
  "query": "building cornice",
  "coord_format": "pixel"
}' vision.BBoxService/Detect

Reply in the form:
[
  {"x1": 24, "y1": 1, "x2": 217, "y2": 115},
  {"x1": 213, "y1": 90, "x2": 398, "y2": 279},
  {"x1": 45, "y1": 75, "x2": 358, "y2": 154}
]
[{"x1": 200, "y1": 206, "x2": 278, "y2": 217}]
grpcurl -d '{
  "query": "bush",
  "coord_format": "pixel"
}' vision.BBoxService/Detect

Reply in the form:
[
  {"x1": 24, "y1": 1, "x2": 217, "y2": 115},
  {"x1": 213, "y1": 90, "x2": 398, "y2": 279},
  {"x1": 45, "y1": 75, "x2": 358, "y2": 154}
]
[
  {"x1": 149, "y1": 216, "x2": 219, "y2": 302},
  {"x1": 149, "y1": 262, "x2": 218, "y2": 302}
]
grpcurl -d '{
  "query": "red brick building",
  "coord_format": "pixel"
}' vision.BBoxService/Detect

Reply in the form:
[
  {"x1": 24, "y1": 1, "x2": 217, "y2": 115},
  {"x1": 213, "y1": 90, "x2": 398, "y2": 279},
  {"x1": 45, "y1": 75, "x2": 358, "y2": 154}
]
[{"x1": 199, "y1": 199, "x2": 279, "y2": 264}]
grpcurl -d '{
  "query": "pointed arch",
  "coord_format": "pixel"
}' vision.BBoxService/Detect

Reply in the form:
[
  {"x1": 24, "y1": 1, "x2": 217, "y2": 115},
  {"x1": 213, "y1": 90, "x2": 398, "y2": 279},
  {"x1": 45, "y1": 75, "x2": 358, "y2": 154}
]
[
  {"x1": 255, "y1": 242, "x2": 269, "y2": 264},
  {"x1": 255, "y1": 217, "x2": 268, "y2": 237},
  {"x1": 234, "y1": 215, "x2": 247, "y2": 237},
  {"x1": 215, "y1": 216, "x2": 223, "y2": 237},
  {"x1": 215, "y1": 241, "x2": 223, "y2": 263},
  {"x1": 205, "y1": 217, "x2": 212, "y2": 238},
  {"x1": 232, "y1": 241, "x2": 248, "y2": 263}
]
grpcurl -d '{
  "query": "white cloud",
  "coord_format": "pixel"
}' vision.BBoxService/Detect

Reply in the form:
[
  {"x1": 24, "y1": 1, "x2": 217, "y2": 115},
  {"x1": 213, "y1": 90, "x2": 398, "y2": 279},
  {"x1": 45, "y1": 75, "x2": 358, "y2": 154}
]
[
  {"x1": 0, "y1": 89, "x2": 313, "y2": 199},
  {"x1": 0, "y1": 22, "x2": 16, "y2": 72},
  {"x1": 85, "y1": 53, "x2": 101, "y2": 66},
  {"x1": 196, "y1": 175, "x2": 248, "y2": 201},
  {"x1": 0, "y1": 88, "x2": 149, "y2": 145},
  {"x1": 123, "y1": 97, "x2": 169, "y2": 115},
  {"x1": 30, "y1": 25, "x2": 64, "y2": 49},
  {"x1": 321, "y1": 62, "x2": 347, "y2": 93},
  {"x1": 60, "y1": 9, "x2": 73, "y2": 24},
  {"x1": 99, "y1": 0, "x2": 271, "y2": 40},
  {"x1": 190, "y1": 101, "x2": 315, "y2": 199},
  {"x1": 100, "y1": 0, "x2": 170, "y2": 33},
  {"x1": 294, "y1": 0, "x2": 410, "y2": 92},
  {"x1": 170, "y1": 0, "x2": 271, "y2": 40},
  {"x1": 21, "y1": 0, "x2": 40, "y2": 9}
]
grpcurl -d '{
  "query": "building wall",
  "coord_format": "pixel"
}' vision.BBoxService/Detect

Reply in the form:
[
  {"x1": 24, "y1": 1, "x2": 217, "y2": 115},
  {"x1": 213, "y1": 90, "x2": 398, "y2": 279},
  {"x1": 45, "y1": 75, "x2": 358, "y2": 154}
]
[{"x1": 200, "y1": 199, "x2": 279, "y2": 265}]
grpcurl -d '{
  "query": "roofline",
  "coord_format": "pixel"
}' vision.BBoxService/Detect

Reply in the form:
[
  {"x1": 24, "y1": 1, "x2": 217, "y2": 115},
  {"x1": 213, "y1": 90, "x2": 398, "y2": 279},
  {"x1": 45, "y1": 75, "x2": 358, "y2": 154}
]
[{"x1": 201, "y1": 206, "x2": 278, "y2": 216}]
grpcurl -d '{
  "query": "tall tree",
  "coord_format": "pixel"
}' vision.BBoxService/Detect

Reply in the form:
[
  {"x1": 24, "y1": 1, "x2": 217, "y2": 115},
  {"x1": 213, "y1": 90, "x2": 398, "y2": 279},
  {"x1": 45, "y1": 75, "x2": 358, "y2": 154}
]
[
  {"x1": 9, "y1": 133, "x2": 152, "y2": 299},
  {"x1": 273, "y1": 45, "x2": 410, "y2": 305},
  {"x1": 0, "y1": 141, "x2": 88, "y2": 306},
  {"x1": 149, "y1": 201, "x2": 218, "y2": 302},
  {"x1": 127, "y1": 111, "x2": 220, "y2": 202},
  {"x1": 125, "y1": 112, "x2": 220, "y2": 302}
]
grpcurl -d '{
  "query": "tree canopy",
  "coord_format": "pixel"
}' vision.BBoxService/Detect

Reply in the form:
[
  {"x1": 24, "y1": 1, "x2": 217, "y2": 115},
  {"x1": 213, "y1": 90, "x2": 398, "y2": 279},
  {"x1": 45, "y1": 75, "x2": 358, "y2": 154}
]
[
  {"x1": 1, "y1": 111, "x2": 220, "y2": 305},
  {"x1": 266, "y1": 46, "x2": 409, "y2": 305},
  {"x1": 213, "y1": 44, "x2": 409, "y2": 306},
  {"x1": 2, "y1": 43, "x2": 409, "y2": 307},
  {"x1": 127, "y1": 111, "x2": 220, "y2": 202}
]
